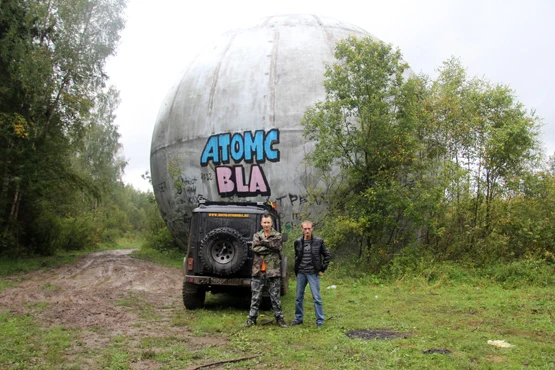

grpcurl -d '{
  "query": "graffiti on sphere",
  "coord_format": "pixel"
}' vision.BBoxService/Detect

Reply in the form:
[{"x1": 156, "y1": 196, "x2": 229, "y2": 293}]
[{"x1": 200, "y1": 129, "x2": 280, "y2": 197}]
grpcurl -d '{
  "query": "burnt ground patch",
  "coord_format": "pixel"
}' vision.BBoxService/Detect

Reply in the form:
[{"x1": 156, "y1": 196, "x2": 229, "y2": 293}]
[
  {"x1": 346, "y1": 329, "x2": 410, "y2": 340},
  {"x1": 423, "y1": 348, "x2": 453, "y2": 355}
]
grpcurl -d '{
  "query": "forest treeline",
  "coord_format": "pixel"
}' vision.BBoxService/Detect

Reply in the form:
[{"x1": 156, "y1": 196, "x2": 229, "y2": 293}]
[
  {"x1": 302, "y1": 36, "x2": 555, "y2": 272},
  {"x1": 0, "y1": 0, "x2": 172, "y2": 256},
  {"x1": 2, "y1": 2, "x2": 554, "y2": 275}
]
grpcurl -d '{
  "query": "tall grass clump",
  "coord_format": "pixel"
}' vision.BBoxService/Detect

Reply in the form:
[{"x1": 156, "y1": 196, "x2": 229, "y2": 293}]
[{"x1": 482, "y1": 257, "x2": 555, "y2": 288}]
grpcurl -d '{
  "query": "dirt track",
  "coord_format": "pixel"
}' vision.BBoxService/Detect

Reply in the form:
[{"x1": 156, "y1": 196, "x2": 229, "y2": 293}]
[{"x1": 0, "y1": 250, "x2": 226, "y2": 368}]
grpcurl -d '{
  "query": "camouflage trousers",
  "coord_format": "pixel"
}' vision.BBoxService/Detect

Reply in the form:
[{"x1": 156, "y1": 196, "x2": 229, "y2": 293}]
[{"x1": 248, "y1": 274, "x2": 283, "y2": 320}]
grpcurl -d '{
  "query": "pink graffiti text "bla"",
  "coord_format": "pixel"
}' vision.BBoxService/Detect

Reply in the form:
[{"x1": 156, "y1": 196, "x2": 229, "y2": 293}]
[{"x1": 215, "y1": 165, "x2": 270, "y2": 196}]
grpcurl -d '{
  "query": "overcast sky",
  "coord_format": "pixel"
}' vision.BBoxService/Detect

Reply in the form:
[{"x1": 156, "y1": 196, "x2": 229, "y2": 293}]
[{"x1": 105, "y1": 0, "x2": 555, "y2": 192}]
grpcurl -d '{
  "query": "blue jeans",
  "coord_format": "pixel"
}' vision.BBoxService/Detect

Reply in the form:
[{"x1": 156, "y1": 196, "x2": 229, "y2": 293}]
[{"x1": 295, "y1": 273, "x2": 324, "y2": 325}]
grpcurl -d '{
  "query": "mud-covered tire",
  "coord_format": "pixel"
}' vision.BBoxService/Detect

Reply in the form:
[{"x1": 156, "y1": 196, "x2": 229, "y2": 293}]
[
  {"x1": 183, "y1": 281, "x2": 205, "y2": 309},
  {"x1": 199, "y1": 227, "x2": 248, "y2": 276}
]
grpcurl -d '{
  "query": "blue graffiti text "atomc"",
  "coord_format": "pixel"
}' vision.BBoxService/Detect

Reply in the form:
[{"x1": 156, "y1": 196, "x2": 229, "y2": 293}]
[{"x1": 200, "y1": 129, "x2": 280, "y2": 166}]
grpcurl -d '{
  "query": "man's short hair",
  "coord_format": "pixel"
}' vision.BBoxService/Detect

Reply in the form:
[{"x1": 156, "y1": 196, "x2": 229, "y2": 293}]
[
  {"x1": 262, "y1": 213, "x2": 272, "y2": 220},
  {"x1": 301, "y1": 220, "x2": 313, "y2": 228}
]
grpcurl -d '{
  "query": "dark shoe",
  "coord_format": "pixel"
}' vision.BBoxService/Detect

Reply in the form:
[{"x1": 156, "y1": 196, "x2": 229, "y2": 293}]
[
  {"x1": 276, "y1": 317, "x2": 288, "y2": 328},
  {"x1": 245, "y1": 318, "x2": 256, "y2": 327},
  {"x1": 316, "y1": 322, "x2": 323, "y2": 328},
  {"x1": 291, "y1": 320, "x2": 303, "y2": 326}
]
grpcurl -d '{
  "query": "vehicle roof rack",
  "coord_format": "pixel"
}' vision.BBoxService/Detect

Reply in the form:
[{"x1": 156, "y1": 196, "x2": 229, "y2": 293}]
[{"x1": 197, "y1": 199, "x2": 278, "y2": 212}]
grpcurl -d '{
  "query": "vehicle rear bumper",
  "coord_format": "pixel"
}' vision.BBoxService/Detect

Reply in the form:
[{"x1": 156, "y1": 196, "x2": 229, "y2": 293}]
[{"x1": 185, "y1": 275, "x2": 251, "y2": 287}]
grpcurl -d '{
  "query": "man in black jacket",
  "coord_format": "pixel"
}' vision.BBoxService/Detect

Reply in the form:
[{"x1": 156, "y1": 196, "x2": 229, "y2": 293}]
[{"x1": 291, "y1": 220, "x2": 331, "y2": 327}]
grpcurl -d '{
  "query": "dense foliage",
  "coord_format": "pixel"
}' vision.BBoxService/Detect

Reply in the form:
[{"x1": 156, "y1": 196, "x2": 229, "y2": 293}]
[
  {"x1": 302, "y1": 36, "x2": 552, "y2": 270},
  {"x1": 0, "y1": 0, "x2": 145, "y2": 256}
]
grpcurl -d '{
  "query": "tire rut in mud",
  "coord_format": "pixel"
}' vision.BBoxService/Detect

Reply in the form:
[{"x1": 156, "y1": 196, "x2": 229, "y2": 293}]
[
  {"x1": 0, "y1": 249, "x2": 227, "y2": 367},
  {"x1": 0, "y1": 249, "x2": 181, "y2": 329}
]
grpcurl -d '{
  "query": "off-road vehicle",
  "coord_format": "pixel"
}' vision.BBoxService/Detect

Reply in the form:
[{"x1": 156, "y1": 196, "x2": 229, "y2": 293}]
[{"x1": 182, "y1": 200, "x2": 288, "y2": 309}]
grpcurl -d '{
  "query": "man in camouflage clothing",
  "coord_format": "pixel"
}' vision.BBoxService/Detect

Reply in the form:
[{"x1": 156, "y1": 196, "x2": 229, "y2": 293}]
[{"x1": 245, "y1": 213, "x2": 287, "y2": 328}]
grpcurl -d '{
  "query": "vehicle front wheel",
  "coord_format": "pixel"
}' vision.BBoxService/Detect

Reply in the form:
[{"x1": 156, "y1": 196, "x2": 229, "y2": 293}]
[{"x1": 183, "y1": 280, "x2": 206, "y2": 309}]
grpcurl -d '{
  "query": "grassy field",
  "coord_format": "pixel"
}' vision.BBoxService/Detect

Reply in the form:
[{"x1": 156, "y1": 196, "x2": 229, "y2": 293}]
[
  {"x1": 178, "y1": 276, "x2": 555, "y2": 369},
  {"x1": 0, "y1": 242, "x2": 554, "y2": 369}
]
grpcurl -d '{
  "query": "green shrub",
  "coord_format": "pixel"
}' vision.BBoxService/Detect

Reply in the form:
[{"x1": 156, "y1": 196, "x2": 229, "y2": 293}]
[
  {"x1": 26, "y1": 211, "x2": 101, "y2": 256},
  {"x1": 379, "y1": 245, "x2": 422, "y2": 279},
  {"x1": 102, "y1": 227, "x2": 123, "y2": 244},
  {"x1": 101, "y1": 206, "x2": 132, "y2": 239},
  {"x1": 143, "y1": 225, "x2": 177, "y2": 253},
  {"x1": 484, "y1": 258, "x2": 555, "y2": 288},
  {"x1": 56, "y1": 214, "x2": 101, "y2": 251},
  {"x1": 0, "y1": 229, "x2": 19, "y2": 257},
  {"x1": 28, "y1": 210, "x2": 62, "y2": 256},
  {"x1": 324, "y1": 257, "x2": 369, "y2": 280}
]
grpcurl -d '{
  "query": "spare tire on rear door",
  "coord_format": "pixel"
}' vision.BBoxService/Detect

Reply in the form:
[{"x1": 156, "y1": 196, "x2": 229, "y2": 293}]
[{"x1": 199, "y1": 227, "x2": 248, "y2": 275}]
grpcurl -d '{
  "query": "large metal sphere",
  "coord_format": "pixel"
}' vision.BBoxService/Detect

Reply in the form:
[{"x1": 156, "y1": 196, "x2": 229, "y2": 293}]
[{"x1": 150, "y1": 14, "x2": 375, "y2": 246}]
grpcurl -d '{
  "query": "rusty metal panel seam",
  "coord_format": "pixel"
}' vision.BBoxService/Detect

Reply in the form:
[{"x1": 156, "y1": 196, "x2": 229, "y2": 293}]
[
  {"x1": 269, "y1": 30, "x2": 280, "y2": 125},
  {"x1": 208, "y1": 34, "x2": 236, "y2": 119}
]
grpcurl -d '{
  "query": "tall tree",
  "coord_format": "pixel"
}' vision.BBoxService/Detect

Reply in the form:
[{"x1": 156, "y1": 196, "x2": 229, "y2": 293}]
[
  {"x1": 74, "y1": 86, "x2": 127, "y2": 193},
  {"x1": 423, "y1": 58, "x2": 542, "y2": 255},
  {"x1": 0, "y1": 0, "x2": 127, "y2": 254},
  {"x1": 301, "y1": 36, "x2": 433, "y2": 265}
]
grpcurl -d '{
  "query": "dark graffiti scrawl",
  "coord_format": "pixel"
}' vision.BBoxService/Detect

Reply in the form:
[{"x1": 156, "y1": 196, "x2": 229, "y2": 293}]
[{"x1": 200, "y1": 129, "x2": 280, "y2": 197}]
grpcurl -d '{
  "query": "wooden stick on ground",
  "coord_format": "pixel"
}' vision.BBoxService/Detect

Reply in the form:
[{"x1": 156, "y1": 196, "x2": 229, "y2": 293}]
[{"x1": 187, "y1": 354, "x2": 261, "y2": 370}]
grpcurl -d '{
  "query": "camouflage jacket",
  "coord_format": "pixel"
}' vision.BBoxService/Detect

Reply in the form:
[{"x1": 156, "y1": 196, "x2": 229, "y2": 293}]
[{"x1": 251, "y1": 228, "x2": 282, "y2": 278}]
